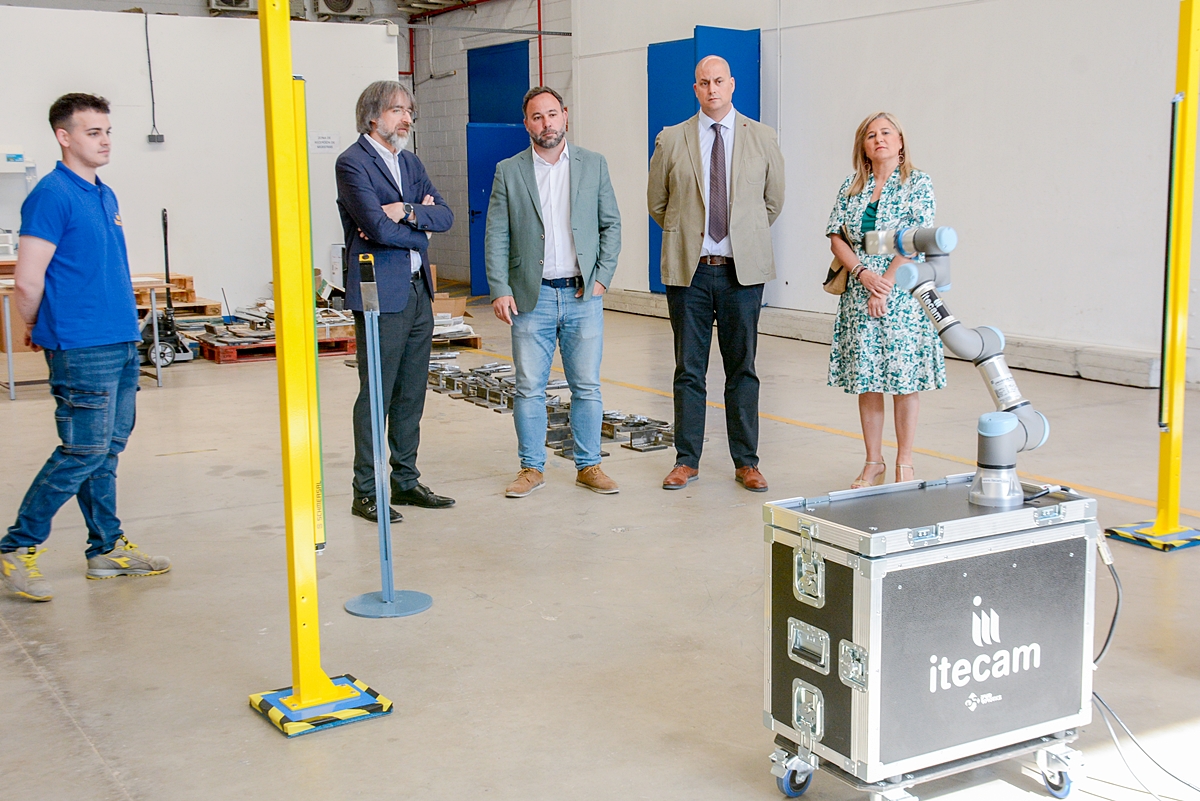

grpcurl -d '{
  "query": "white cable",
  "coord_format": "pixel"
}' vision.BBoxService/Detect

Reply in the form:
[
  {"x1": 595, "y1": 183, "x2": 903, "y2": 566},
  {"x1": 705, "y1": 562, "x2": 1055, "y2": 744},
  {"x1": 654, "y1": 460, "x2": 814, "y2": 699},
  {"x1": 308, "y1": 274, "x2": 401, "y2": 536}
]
[
  {"x1": 1093, "y1": 697, "x2": 1168, "y2": 801},
  {"x1": 1094, "y1": 693, "x2": 1200, "y2": 796}
]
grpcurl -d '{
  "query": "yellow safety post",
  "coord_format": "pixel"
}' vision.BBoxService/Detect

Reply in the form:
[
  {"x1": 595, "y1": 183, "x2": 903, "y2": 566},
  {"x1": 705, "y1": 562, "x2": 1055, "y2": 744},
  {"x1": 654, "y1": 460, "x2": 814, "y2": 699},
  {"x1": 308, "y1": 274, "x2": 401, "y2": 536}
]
[
  {"x1": 1107, "y1": 0, "x2": 1200, "y2": 551},
  {"x1": 249, "y1": 0, "x2": 393, "y2": 735},
  {"x1": 293, "y1": 76, "x2": 327, "y2": 553}
]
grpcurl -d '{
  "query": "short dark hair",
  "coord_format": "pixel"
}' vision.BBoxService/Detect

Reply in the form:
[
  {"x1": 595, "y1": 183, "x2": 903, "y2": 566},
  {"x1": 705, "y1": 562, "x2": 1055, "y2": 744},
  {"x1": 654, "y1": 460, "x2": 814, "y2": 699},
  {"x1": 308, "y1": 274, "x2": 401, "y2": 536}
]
[
  {"x1": 355, "y1": 81, "x2": 416, "y2": 135},
  {"x1": 522, "y1": 86, "x2": 564, "y2": 117},
  {"x1": 49, "y1": 93, "x2": 111, "y2": 132}
]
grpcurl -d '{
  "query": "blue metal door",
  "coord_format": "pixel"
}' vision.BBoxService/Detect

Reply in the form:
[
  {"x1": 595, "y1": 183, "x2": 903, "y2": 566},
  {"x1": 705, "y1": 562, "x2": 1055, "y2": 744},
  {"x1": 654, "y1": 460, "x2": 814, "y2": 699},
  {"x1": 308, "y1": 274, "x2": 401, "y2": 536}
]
[
  {"x1": 466, "y1": 123, "x2": 530, "y2": 297},
  {"x1": 467, "y1": 40, "x2": 531, "y2": 296},
  {"x1": 467, "y1": 40, "x2": 529, "y2": 124}
]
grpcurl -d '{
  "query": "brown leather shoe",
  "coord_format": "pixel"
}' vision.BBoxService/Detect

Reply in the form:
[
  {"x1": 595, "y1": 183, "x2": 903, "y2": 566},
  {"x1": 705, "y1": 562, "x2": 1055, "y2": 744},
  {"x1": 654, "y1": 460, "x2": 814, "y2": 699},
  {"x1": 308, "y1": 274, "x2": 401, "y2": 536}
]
[
  {"x1": 505, "y1": 468, "x2": 545, "y2": 498},
  {"x1": 662, "y1": 464, "x2": 699, "y2": 490},
  {"x1": 576, "y1": 465, "x2": 619, "y2": 494},
  {"x1": 735, "y1": 465, "x2": 769, "y2": 492}
]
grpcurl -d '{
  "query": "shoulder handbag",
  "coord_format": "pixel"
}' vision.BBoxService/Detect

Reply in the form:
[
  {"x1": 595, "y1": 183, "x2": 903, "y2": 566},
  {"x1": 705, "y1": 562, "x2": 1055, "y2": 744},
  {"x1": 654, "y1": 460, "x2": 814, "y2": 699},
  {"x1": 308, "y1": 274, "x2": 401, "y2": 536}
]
[{"x1": 822, "y1": 225, "x2": 852, "y2": 295}]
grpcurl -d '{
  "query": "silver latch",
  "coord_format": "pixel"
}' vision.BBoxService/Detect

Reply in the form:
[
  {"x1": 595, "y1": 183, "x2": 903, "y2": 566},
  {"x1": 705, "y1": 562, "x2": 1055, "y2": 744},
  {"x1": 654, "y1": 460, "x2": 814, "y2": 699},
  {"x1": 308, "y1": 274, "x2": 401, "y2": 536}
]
[
  {"x1": 791, "y1": 679, "x2": 825, "y2": 748},
  {"x1": 1035, "y1": 505, "x2": 1065, "y2": 526},
  {"x1": 793, "y1": 525, "x2": 826, "y2": 608},
  {"x1": 787, "y1": 618, "x2": 831, "y2": 675},
  {"x1": 906, "y1": 525, "x2": 942, "y2": 547},
  {"x1": 838, "y1": 640, "x2": 869, "y2": 691}
]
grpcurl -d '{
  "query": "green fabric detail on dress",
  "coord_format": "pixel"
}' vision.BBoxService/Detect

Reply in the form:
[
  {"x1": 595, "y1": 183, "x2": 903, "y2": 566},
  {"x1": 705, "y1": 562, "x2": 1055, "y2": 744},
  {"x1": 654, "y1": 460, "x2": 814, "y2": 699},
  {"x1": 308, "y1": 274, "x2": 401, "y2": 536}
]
[
  {"x1": 861, "y1": 201, "x2": 879, "y2": 233},
  {"x1": 824, "y1": 169, "x2": 946, "y2": 395}
]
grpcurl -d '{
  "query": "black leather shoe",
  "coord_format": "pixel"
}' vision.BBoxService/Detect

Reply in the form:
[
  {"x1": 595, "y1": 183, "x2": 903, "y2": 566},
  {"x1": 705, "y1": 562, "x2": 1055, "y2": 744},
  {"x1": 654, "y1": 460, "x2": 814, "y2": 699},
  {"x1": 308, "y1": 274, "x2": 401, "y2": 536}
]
[
  {"x1": 351, "y1": 496, "x2": 402, "y2": 523},
  {"x1": 390, "y1": 482, "x2": 455, "y2": 509}
]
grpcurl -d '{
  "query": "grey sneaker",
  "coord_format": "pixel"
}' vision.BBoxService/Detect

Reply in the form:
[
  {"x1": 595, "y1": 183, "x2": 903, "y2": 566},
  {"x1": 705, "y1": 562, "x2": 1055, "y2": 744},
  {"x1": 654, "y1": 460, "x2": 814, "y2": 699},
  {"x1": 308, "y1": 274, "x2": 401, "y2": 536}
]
[
  {"x1": 86, "y1": 537, "x2": 171, "y2": 580},
  {"x1": 505, "y1": 468, "x2": 545, "y2": 498},
  {"x1": 0, "y1": 548, "x2": 53, "y2": 602}
]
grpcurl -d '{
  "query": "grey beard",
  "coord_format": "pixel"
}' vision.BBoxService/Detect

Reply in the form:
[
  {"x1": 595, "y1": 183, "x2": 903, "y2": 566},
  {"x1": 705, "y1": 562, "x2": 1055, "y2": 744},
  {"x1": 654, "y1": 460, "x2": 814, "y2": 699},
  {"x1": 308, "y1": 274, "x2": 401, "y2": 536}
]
[
  {"x1": 532, "y1": 128, "x2": 565, "y2": 149},
  {"x1": 386, "y1": 130, "x2": 410, "y2": 151}
]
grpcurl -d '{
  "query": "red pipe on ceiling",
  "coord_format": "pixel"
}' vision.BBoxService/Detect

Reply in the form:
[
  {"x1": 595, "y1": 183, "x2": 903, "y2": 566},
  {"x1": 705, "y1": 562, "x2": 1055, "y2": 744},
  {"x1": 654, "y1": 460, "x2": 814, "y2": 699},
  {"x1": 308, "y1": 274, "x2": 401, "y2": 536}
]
[{"x1": 536, "y1": 0, "x2": 544, "y2": 86}]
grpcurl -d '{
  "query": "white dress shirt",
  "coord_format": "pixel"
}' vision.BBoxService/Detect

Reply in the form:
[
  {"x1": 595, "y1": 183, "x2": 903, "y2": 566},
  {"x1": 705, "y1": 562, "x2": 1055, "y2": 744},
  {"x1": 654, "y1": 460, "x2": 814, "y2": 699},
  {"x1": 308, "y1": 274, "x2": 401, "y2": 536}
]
[
  {"x1": 698, "y1": 106, "x2": 736, "y2": 258},
  {"x1": 364, "y1": 134, "x2": 422, "y2": 275},
  {"x1": 533, "y1": 143, "x2": 579, "y2": 280}
]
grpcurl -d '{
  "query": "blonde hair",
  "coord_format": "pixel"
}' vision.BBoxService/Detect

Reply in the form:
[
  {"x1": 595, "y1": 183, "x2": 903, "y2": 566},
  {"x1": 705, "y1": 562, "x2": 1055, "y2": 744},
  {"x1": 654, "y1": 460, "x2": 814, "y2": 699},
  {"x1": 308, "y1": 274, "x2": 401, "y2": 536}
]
[{"x1": 848, "y1": 111, "x2": 914, "y2": 196}]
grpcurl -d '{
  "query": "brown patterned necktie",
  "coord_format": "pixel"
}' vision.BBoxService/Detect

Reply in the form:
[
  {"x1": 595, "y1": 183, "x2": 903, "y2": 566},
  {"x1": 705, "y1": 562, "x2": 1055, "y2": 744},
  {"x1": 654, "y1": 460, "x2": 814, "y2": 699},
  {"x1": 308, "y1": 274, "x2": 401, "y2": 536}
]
[{"x1": 708, "y1": 122, "x2": 729, "y2": 243}]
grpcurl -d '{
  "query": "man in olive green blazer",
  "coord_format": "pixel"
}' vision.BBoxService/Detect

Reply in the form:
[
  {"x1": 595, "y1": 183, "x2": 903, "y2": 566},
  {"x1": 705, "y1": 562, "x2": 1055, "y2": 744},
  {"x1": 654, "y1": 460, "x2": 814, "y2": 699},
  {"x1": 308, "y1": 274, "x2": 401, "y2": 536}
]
[
  {"x1": 647, "y1": 55, "x2": 785, "y2": 494},
  {"x1": 486, "y1": 86, "x2": 622, "y2": 499}
]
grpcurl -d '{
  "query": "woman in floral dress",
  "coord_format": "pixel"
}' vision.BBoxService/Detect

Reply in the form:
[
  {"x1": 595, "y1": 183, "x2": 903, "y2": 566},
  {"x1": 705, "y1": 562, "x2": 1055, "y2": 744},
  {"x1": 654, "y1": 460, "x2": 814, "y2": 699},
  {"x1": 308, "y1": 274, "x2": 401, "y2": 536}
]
[{"x1": 826, "y1": 112, "x2": 945, "y2": 488}]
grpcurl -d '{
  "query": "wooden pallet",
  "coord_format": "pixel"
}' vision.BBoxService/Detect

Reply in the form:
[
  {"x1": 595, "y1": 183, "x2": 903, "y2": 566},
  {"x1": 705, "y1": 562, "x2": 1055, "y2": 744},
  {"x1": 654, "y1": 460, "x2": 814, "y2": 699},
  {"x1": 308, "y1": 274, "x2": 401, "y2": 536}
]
[
  {"x1": 199, "y1": 334, "x2": 356, "y2": 364},
  {"x1": 138, "y1": 297, "x2": 223, "y2": 317},
  {"x1": 432, "y1": 334, "x2": 481, "y2": 349}
]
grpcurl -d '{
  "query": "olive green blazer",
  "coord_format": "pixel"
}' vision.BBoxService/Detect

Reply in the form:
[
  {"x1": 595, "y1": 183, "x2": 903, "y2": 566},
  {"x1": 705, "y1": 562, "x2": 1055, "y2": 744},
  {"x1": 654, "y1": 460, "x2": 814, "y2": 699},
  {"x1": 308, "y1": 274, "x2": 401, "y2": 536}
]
[
  {"x1": 647, "y1": 112, "x2": 785, "y2": 287},
  {"x1": 485, "y1": 144, "x2": 622, "y2": 313}
]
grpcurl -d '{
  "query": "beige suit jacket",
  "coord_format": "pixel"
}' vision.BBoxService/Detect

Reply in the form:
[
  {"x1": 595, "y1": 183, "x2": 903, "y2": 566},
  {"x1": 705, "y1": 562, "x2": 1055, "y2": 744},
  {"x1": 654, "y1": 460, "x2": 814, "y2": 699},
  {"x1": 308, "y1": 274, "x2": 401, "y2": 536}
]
[{"x1": 647, "y1": 112, "x2": 785, "y2": 287}]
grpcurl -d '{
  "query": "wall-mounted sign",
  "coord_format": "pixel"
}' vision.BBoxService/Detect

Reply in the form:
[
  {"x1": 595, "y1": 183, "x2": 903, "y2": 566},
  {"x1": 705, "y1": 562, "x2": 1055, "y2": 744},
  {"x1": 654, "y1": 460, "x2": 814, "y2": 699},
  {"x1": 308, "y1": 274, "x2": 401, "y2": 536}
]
[{"x1": 309, "y1": 133, "x2": 339, "y2": 154}]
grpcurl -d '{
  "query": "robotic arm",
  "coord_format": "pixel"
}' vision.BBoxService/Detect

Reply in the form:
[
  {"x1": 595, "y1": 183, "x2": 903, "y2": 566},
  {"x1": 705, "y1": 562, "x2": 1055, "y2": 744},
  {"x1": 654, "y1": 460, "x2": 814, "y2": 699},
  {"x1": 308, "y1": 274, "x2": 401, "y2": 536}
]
[{"x1": 864, "y1": 227, "x2": 1048, "y2": 508}]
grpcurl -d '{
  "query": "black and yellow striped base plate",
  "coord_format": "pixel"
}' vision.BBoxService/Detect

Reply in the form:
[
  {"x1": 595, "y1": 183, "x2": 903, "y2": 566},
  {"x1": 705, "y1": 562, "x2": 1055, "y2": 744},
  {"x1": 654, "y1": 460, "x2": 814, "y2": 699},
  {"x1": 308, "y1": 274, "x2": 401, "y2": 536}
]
[
  {"x1": 249, "y1": 674, "x2": 392, "y2": 737},
  {"x1": 1106, "y1": 524, "x2": 1200, "y2": 552}
]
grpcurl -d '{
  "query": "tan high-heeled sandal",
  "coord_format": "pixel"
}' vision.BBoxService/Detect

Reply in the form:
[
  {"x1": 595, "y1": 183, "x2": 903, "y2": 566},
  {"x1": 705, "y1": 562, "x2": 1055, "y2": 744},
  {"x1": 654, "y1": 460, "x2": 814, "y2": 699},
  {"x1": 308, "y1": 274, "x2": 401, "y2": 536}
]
[
  {"x1": 851, "y1": 461, "x2": 886, "y2": 489},
  {"x1": 896, "y1": 464, "x2": 915, "y2": 483}
]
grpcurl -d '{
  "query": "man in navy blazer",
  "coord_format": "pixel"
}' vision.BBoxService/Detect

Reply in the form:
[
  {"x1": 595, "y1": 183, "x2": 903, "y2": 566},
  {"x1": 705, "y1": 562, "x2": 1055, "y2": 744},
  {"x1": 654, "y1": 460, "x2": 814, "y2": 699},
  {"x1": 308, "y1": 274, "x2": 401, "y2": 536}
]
[{"x1": 336, "y1": 80, "x2": 454, "y2": 523}]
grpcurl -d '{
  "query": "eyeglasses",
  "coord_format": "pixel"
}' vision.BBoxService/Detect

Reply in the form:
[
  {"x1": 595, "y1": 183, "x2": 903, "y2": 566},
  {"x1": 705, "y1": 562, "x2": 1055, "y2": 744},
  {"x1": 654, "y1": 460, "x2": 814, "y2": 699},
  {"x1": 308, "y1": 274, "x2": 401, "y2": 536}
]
[{"x1": 391, "y1": 105, "x2": 418, "y2": 122}]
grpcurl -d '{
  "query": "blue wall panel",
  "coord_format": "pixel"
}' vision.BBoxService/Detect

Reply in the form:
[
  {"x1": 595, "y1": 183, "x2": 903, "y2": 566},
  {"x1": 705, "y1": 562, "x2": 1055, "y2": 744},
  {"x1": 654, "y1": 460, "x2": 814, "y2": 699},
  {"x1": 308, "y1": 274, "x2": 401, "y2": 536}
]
[{"x1": 646, "y1": 38, "x2": 697, "y2": 294}]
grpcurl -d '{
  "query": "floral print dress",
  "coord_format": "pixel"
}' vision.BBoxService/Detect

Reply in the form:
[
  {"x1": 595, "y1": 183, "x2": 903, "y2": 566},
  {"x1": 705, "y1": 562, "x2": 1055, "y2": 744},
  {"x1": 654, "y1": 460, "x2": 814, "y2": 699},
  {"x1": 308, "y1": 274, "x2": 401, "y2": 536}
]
[{"x1": 826, "y1": 168, "x2": 946, "y2": 395}]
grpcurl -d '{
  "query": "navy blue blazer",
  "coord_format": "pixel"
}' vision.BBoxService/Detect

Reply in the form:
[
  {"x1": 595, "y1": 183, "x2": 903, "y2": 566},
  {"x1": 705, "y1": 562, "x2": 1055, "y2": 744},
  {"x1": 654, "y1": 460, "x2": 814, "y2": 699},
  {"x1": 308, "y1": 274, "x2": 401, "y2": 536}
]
[{"x1": 335, "y1": 134, "x2": 454, "y2": 313}]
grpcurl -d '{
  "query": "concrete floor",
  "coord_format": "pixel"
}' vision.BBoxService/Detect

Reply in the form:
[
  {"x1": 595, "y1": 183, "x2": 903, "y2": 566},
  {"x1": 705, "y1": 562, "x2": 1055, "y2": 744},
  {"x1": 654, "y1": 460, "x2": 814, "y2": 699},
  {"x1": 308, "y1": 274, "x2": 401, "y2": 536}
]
[{"x1": 1, "y1": 308, "x2": 1198, "y2": 801}]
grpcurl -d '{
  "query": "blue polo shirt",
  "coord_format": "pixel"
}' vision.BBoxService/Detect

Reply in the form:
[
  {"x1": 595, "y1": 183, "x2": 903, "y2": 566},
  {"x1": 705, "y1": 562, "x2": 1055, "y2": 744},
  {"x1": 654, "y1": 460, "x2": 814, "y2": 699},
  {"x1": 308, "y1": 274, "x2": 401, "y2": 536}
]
[{"x1": 20, "y1": 162, "x2": 139, "y2": 350}]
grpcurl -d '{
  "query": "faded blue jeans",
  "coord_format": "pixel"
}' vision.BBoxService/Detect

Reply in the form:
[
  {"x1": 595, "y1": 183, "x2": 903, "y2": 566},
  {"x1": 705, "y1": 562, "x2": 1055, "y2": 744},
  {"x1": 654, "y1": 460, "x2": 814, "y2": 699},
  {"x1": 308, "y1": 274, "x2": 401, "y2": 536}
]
[
  {"x1": 2, "y1": 342, "x2": 139, "y2": 558},
  {"x1": 511, "y1": 282, "x2": 604, "y2": 472}
]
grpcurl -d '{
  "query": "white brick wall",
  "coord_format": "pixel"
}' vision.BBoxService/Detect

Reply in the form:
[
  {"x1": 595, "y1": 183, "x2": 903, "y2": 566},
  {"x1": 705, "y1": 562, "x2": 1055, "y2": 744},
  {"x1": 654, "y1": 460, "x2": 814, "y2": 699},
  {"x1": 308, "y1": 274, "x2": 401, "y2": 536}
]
[{"x1": 411, "y1": 0, "x2": 573, "y2": 284}]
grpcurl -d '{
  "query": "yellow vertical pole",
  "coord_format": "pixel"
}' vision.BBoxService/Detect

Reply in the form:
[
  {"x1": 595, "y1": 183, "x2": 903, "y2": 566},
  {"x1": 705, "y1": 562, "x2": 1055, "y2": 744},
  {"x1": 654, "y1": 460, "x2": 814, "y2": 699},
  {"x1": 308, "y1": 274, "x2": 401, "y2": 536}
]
[
  {"x1": 293, "y1": 77, "x2": 328, "y2": 552},
  {"x1": 1154, "y1": 0, "x2": 1200, "y2": 535},
  {"x1": 258, "y1": 0, "x2": 350, "y2": 709}
]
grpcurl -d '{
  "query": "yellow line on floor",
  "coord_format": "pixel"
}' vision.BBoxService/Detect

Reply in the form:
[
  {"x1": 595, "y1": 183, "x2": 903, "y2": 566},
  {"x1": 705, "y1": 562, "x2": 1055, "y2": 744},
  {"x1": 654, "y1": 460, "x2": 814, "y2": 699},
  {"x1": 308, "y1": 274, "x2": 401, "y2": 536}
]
[{"x1": 465, "y1": 348, "x2": 1200, "y2": 519}]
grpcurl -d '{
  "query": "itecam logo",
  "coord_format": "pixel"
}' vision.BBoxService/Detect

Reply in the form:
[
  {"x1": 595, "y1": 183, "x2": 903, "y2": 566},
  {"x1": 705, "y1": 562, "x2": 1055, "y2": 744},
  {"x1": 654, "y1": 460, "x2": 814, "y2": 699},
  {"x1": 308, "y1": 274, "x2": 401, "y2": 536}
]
[
  {"x1": 928, "y1": 596, "x2": 1041, "y2": 695},
  {"x1": 972, "y1": 597, "x2": 1000, "y2": 647}
]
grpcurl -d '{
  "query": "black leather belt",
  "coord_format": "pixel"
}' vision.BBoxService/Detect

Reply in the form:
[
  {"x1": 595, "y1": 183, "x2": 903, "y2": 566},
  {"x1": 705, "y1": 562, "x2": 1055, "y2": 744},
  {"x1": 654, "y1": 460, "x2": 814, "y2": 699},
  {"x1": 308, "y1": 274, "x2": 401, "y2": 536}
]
[
  {"x1": 542, "y1": 276, "x2": 582, "y2": 288},
  {"x1": 698, "y1": 255, "x2": 734, "y2": 266},
  {"x1": 411, "y1": 269, "x2": 423, "y2": 282}
]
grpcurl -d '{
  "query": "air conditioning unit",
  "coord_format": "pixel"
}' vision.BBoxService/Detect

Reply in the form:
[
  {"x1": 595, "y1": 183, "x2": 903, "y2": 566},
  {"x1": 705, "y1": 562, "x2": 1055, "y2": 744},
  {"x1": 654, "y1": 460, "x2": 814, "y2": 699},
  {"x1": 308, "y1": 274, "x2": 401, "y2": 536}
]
[
  {"x1": 209, "y1": 0, "x2": 255, "y2": 12},
  {"x1": 209, "y1": 0, "x2": 306, "y2": 15},
  {"x1": 317, "y1": 0, "x2": 372, "y2": 17}
]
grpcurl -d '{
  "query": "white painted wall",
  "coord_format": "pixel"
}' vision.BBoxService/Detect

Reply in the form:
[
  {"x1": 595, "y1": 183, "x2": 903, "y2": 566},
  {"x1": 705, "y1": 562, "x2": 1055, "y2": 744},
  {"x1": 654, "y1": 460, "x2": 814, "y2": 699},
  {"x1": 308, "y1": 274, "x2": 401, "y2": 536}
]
[
  {"x1": 0, "y1": 5, "x2": 399, "y2": 309},
  {"x1": 413, "y1": 0, "x2": 573, "y2": 283},
  {"x1": 572, "y1": 0, "x2": 1198, "y2": 362}
]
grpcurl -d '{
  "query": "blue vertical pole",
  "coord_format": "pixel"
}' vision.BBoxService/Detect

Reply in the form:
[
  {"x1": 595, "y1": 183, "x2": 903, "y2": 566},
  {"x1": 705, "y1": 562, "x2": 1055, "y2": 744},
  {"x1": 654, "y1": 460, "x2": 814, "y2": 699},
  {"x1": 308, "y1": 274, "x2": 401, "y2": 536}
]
[{"x1": 345, "y1": 254, "x2": 432, "y2": 618}]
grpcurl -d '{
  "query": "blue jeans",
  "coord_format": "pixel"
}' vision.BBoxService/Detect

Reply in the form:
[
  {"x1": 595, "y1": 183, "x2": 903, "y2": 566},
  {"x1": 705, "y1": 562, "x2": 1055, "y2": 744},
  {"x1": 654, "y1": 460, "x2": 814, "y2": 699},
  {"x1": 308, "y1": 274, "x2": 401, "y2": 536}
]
[
  {"x1": 511, "y1": 283, "x2": 604, "y2": 472},
  {"x1": 2, "y1": 342, "x2": 139, "y2": 558}
]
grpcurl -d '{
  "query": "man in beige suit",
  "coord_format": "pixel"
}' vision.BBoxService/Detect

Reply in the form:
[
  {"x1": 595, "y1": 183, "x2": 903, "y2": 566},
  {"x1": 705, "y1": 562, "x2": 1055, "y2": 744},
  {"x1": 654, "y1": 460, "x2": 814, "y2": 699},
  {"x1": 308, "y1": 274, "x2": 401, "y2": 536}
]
[{"x1": 648, "y1": 55, "x2": 785, "y2": 492}]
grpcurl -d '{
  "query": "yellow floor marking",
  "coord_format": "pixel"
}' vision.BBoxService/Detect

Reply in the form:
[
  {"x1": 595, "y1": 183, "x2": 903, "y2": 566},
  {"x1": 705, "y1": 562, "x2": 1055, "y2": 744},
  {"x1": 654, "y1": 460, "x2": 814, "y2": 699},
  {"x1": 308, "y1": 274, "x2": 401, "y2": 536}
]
[{"x1": 463, "y1": 348, "x2": 1200, "y2": 520}]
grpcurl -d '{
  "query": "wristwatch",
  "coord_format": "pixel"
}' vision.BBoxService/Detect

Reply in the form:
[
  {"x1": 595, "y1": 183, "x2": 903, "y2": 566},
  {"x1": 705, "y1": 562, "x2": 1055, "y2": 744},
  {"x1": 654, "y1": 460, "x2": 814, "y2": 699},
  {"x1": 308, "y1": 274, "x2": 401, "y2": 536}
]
[{"x1": 402, "y1": 202, "x2": 416, "y2": 223}]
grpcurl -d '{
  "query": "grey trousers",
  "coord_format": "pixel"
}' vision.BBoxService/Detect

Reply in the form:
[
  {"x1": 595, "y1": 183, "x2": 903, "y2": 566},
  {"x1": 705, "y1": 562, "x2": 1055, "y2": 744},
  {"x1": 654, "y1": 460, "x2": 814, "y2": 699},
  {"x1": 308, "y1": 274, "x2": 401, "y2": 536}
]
[{"x1": 351, "y1": 274, "x2": 433, "y2": 497}]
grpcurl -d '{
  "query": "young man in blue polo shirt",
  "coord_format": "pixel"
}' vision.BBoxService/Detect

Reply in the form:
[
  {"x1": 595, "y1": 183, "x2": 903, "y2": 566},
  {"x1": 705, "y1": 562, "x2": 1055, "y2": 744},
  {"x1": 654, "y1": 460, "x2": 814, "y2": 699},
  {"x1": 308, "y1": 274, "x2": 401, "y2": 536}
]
[{"x1": 0, "y1": 93, "x2": 170, "y2": 602}]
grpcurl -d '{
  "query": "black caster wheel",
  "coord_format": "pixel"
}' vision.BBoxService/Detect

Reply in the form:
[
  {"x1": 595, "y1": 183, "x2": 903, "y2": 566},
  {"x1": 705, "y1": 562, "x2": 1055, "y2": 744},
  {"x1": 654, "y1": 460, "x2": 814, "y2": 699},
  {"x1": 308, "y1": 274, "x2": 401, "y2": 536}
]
[
  {"x1": 777, "y1": 769, "x2": 813, "y2": 797},
  {"x1": 1042, "y1": 769, "x2": 1072, "y2": 798}
]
